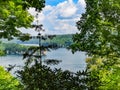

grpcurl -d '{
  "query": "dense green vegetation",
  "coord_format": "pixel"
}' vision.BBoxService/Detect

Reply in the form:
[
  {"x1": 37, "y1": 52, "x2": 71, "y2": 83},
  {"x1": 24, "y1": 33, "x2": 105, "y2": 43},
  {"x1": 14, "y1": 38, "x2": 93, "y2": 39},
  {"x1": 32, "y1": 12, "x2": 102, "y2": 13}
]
[
  {"x1": 0, "y1": 66, "x2": 23, "y2": 90},
  {"x1": 0, "y1": 41, "x2": 5, "y2": 56},
  {"x1": 0, "y1": 42, "x2": 29, "y2": 55},
  {"x1": 17, "y1": 63, "x2": 88, "y2": 90},
  {"x1": 7, "y1": 34, "x2": 72, "y2": 46},
  {"x1": 0, "y1": 0, "x2": 45, "y2": 40},
  {"x1": 71, "y1": 0, "x2": 120, "y2": 89},
  {"x1": 50, "y1": 34, "x2": 73, "y2": 46},
  {"x1": 1, "y1": 34, "x2": 73, "y2": 48}
]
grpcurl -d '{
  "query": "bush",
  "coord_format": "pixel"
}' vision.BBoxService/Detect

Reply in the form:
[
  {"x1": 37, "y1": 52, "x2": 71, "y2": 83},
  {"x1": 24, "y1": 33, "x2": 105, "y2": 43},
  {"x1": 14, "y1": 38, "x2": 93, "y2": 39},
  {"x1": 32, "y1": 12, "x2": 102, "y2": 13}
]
[{"x1": 0, "y1": 66, "x2": 23, "y2": 90}]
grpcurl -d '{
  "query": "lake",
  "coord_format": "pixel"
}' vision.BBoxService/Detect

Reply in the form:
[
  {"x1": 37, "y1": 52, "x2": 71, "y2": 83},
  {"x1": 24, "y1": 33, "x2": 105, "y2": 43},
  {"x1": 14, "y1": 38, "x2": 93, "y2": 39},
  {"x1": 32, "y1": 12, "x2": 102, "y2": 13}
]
[{"x1": 0, "y1": 48, "x2": 86, "y2": 74}]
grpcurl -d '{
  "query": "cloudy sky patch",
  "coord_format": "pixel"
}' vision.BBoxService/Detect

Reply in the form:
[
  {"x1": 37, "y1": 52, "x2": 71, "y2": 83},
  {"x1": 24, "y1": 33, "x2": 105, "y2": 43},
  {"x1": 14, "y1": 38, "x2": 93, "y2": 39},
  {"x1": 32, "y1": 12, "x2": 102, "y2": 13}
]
[{"x1": 23, "y1": 0, "x2": 86, "y2": 35}]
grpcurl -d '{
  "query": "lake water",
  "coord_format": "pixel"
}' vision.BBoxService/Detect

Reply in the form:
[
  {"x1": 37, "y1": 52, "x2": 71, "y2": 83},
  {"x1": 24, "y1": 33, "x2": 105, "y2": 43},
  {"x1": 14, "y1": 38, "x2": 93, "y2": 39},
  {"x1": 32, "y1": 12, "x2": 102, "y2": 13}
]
[{"x1": 0, "y1": 48, "x2": 86, "y2": 74}]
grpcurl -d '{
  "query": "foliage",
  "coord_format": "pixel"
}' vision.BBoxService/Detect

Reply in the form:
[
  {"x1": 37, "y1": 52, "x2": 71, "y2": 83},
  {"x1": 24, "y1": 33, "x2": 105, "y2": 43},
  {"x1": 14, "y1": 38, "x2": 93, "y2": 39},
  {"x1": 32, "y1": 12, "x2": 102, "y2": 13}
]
[
  {"x1": 22, "y1": 0, "x2": 45, "y2": 11},
  {"x1": 71, "y1": 0, "x2": 120, "y2": 56},
  {"x1": 0, "y1": 41, "x2": 5, "y2": 56},
  {"x1": 0, "y1": 0, "x2": 45, "y2": 40},
  {"x1": 0, "y1": 66, "x2": 23, "y2": 90},
  {"x1": 17, "y1": 34, "x2": 73, "y2": 47},
  {"x1": 70, "y1": 0, "x2": 120, "y2": 89},
  {"x1": 86, "y1": 56, "x2": 120, "y2": 89},
  {"x1": 17, "y1": 60, "x2": 88, "y2": 90},
  {"x1": 0, "y1": 50, "x2": 5, "y2": 56},
  {"x1": 51, "y1": 34, "x2": 73, "y2": 46},
  {"x1": 4, "y1": 43, "x2": 28, "y2": 54},
  {"x1": 0, "y1": 42, "x2": 29, "y2": 55}
]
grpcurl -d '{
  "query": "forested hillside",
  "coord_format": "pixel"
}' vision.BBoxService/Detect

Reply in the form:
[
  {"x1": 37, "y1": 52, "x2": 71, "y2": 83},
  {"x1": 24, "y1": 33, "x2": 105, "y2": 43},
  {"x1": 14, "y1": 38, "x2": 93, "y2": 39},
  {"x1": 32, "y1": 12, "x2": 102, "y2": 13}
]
[{"x1": 1, "y1": 34, "x2": 73, "y2": 47}]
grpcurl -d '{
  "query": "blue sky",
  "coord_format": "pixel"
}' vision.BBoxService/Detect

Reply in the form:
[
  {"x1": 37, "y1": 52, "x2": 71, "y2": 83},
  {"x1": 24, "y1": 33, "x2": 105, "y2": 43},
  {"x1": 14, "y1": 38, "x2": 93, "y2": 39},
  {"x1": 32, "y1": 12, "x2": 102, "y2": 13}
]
[
  {"x1": 46, "y1": 0, "x2": 78, "y2": 6},
  {"x1": 22, "y1": 0, "x2": 86, "y2": 35}
]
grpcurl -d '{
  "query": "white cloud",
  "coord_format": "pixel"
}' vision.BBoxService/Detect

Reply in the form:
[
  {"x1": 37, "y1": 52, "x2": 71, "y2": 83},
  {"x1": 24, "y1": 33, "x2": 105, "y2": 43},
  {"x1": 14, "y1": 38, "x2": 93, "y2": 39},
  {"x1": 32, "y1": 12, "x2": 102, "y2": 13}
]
[
  {"x1": 44, "y1": 5, "x2": 53, "y2": 11},
  {"x1": 28, "y1": 8, "x2": 36, "y2": 16},
  {"x1": 54, "y1": 23, "x2": 78, "y2": 34},
  {"x1": 28, "y1": 8, "x2": 45, "y2": 24},
  {"x1": 57, "y1": 0, "x2": 77, "y2": 18},
  {"x1": 78, "y1": 0, "x2": 86, "y2": 8},
  {"x1": 26, "y1": 0, "x2": 86, "y2": 35}
]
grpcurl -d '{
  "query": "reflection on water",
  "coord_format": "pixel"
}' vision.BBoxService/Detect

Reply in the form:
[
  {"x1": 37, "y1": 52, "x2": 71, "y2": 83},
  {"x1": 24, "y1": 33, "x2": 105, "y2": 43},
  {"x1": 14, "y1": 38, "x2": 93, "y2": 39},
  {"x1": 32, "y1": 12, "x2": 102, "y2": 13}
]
[
  {"x1": 45, "y1": 48, "x2": 86, "y2": 72},
  {"x1": 0, "y1": 48, "x2": 86, "y2": 73}
]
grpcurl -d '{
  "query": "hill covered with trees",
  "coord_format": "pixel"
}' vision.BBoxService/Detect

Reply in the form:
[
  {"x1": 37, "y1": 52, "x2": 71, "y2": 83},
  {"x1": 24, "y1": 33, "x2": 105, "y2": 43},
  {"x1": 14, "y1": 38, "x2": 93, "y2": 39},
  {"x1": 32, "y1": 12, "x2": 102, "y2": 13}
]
[{"x1": 1, "y1": 34, "x2": 73, "y2": 47}]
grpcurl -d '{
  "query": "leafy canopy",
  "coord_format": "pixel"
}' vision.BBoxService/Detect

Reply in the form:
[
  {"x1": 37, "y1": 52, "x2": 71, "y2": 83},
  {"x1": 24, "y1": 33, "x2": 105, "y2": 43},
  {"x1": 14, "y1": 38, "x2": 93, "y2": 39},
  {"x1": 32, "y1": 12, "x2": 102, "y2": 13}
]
[
  {"x1": 71, "y1": 0, "x2": 120, "y2": 57},
  {"x1": 0, "y1": 66, "x2": 23, "y2": 90},
  {"x1": 0, "y1": 0, "x2": 45, "y2": 40},
  {"x1": 71, "y1": 0, "x2": 120, "y2": 89}
]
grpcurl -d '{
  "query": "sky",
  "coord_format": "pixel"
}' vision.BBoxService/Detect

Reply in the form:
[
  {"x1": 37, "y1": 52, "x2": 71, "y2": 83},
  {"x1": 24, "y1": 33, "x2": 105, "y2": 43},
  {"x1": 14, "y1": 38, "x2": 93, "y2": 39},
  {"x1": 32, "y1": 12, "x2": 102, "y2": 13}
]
[{"x1": 21, "y1": 0, "x2": 86, "y2": 35}]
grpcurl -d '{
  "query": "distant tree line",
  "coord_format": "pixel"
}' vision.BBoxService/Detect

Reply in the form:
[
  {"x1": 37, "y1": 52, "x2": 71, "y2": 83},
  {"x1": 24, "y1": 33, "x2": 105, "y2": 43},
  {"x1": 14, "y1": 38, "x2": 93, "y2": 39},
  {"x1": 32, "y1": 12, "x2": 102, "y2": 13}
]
[
  {"x1": 0, "y1": 42, "x2": 28, "y2": 55},
  {"x1": 17, "y1": 34, "x2": 73, "y2": 47}
]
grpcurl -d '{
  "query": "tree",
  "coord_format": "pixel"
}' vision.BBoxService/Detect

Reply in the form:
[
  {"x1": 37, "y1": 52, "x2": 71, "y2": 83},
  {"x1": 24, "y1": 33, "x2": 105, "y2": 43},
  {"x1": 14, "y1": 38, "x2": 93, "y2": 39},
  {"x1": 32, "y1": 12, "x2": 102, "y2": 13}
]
[
  {"x1": 71, "y1": 0, "x2": 120, "y2": 56},
  {"x1": 0, "y1": 66, "x2": 23, "y2": 90},
  {"x1": 70, "y1": 0, "x2": 120, "y2": 89},
  {"x1": 0, "y1": 41, "x2": 5, "y2": 56},
  {"x1": 0, "y1": 0, "x2": 45, "y2": 40}
]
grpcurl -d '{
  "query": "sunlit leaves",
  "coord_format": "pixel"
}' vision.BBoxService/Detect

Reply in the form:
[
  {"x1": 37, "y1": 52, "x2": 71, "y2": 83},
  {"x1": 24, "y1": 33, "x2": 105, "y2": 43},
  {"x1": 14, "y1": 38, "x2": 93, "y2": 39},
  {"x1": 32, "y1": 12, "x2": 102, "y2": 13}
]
[
  {"x1": 17, "y1": 63, "x2": 88, "y2": 90},
  {"x1": 0, "y1": 42, "x2": 5, "y2": 56},
  {"x1": 0, "y1": 50, "x2": 5, "y2": 56},
  {"x1": 0, "y1": 66, "x2": 23, "y2": 89},
  {"x1": 0, "y1": 0, "x2": 45, "y2": 40},
  {"x1": 72, "y1": 0, "x2": 120, "y2": 57},
  {"x1": 0, "y1": 0, "x2": 33, "y2": 39},
  {"x1": 71, "y1": 0, "x2": 120, "y2": 89}
]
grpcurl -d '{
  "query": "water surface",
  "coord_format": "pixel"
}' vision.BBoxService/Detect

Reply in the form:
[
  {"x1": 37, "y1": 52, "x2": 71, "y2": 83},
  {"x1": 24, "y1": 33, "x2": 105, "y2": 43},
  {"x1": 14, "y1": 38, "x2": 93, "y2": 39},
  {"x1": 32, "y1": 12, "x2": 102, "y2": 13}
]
[{"x1": 0, "y1": 48, "x2": 86, "y2": 73}]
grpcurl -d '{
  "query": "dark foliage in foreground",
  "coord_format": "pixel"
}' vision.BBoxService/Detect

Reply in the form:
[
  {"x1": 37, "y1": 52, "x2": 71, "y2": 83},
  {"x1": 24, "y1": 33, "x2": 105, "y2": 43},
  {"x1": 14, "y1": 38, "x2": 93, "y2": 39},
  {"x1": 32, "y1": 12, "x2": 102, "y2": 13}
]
[
  {"x1": 16, "y1": 44, "x2": 89, "y2": 89},
  {"x1": 17, "y1": 59, "x2": 88, "y2": 90}
]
